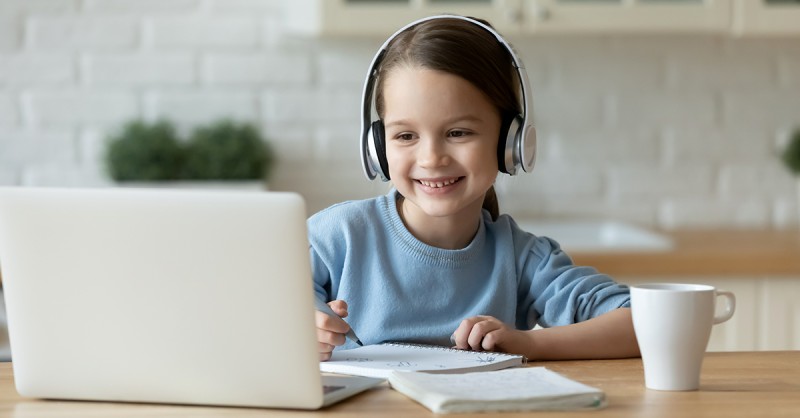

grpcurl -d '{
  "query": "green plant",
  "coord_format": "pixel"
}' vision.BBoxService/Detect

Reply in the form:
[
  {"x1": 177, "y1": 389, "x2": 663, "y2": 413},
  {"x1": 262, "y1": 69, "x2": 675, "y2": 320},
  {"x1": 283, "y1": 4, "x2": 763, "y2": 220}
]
[
  {"x1": 105, "y1": 120, "x2": 184, "y2": 181},
  {"x1": 182, "y1": 120, "x2": 275, "y2": 181},
  {"x1": 782, "y1": 129, "x2": 800, "y2": 176},
  {"x1": 104, "y1": 119, "x2": 276, "y2": 182}
]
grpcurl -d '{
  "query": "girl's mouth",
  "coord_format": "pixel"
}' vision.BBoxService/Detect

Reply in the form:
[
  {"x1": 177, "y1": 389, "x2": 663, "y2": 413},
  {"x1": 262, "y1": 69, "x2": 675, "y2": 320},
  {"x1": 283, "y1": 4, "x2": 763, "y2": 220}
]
[{"x1": 416, "y1": 177, "x2": 463, "y2": 189}]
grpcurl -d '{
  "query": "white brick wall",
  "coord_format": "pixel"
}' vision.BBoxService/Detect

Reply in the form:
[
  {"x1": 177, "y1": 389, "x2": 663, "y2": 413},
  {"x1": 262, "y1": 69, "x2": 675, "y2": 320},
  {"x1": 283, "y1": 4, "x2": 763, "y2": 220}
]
[
  {"x1": 144, "y1": 89, "x2": 257, "y2": 123},
  {"x1": 724, "y1": 90, "x2": 800, "y2": 127},
  {"x1": 317, "y1": 40, "x2": 382, "y2": 86},
  {"x1": 779, "y1": 53, "x2": 800, "y2": 87},
  {"x1": 0, "y1": 129, "x2": 77, "y2": 165},
  {"x1": 82, "y1": 0, "x2": 201, "y2": 14},
  {"x1": 0, "y1": 54, "x2": 75, "y2": 85},
  {"x1": 0, "y1": 1, "x2": 798, "y2": 228},
  {"x1": 205, "y1": 0, "x2": 282, "y2": 14},
  {"x1": 145, "y1": 17, "x2": 259, "y2": 50},
  {"x1": 262, "y1": 87, "x2": 361, "y2": 123},
  {"x1": 0, "y1": 0, "x2": 78, "y2": 14},
  {"x1": 0, "y1": 94, "x2": 19, "y2": 127},
  {"x1": 203, "y1": 52, "x2": 311, "y2": 85},
  {"x1": 24, "y1": 90, "x2": 139, "y2": 127},
  {"x1": 27, "y1": 16, "x2": 141, "y2": 51},
  {"x1": 0, "y1": 16, "x2": 20, "y2": 51}
]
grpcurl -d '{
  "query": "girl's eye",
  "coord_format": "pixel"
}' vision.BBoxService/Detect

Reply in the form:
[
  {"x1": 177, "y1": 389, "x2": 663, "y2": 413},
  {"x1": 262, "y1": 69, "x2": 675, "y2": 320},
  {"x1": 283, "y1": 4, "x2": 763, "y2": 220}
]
[
  {"x1": 448, "y1": 130, "x2": 470, "y2": 138},
  {"x1": 395, "y1": 133, "x2": 415, "y2": 141}
]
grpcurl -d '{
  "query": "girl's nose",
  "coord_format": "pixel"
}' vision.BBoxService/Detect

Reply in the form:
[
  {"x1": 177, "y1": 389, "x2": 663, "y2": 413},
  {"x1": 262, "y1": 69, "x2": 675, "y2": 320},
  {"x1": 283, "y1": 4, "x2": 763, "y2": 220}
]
[{"x1": 417, "y1": 137, "x2": 450, "y2": 168}]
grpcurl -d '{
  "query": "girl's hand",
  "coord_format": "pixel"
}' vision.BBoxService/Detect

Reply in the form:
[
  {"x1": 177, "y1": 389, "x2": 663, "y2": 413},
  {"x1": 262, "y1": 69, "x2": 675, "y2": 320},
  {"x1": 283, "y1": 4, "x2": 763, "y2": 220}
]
[
  {"x1": 316, "y1": 300, "x2": 351, "y2": 361},
  {"x1": 452, "y1": 315, "x2": 530, "y2": 354}
]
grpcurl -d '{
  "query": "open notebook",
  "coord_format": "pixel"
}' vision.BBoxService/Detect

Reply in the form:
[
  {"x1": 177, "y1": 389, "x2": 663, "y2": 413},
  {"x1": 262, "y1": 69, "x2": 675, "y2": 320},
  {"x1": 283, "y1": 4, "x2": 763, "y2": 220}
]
[{"x1": 320, "y1": 343, "x2": 525, "y2": 378}]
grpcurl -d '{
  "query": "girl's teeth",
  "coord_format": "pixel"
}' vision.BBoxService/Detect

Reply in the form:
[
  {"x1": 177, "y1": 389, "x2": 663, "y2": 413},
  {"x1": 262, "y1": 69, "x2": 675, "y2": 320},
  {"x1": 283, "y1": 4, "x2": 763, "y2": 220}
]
[{"x1": 421, "y1": 178, "x2": 458, "y2": 188}]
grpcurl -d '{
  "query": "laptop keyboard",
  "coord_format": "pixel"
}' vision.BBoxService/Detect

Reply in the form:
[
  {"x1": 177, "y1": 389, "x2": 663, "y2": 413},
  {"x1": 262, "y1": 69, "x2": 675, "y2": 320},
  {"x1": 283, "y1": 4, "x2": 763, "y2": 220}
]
[{"x1": 323, "y1": 385, "x2": 346, "y2": 395}]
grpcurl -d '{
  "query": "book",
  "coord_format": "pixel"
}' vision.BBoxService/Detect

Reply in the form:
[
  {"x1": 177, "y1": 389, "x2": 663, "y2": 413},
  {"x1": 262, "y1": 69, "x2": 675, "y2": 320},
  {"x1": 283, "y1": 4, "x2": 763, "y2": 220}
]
[
  {"x1": 388, "y1": 367, "x2": 606, "y2": 414},
  {"x1": 319, "y1": 342, "x2": 525, "y2": 378}
]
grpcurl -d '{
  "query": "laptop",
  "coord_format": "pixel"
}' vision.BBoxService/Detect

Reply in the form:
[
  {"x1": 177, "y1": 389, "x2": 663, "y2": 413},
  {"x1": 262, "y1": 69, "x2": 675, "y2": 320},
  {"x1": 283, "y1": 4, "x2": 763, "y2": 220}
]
[{"x1": 0, "y1": 187, "x2": 383, "y2": 409}]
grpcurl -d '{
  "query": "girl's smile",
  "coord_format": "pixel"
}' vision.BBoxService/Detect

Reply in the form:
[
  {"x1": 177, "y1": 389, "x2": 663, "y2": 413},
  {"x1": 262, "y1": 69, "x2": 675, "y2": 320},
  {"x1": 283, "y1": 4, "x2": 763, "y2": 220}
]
[{"x1": 415, "y1": 176, "x2": 464, "y2": 192}]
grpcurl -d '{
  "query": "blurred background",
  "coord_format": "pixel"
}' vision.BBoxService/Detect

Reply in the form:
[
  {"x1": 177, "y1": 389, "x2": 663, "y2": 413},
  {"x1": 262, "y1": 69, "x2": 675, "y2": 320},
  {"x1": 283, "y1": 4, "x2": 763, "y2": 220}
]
[
  {"x1": 0, "y1": 0, "x2": 798, "y2": 227},
  {"x1": 1, "y1": 0, "x2": 799, "y2": 353}
]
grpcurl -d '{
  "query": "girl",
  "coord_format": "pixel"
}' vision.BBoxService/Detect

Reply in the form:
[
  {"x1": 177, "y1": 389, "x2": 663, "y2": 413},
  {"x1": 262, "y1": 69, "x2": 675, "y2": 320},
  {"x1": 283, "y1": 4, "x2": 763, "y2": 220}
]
[{"x1": 311, "y1": 15, "x2": 640, "y2": 362}]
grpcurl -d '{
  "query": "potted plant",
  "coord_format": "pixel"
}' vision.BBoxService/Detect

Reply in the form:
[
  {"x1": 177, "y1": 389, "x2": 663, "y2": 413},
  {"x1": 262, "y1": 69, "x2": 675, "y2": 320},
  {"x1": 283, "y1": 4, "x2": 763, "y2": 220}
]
[
  {"x1": 104, "y1": 119, "x2": 275, "y2": 190},
  {"x1": 780, "y1": 128, "x2": 800, "y2": 227},
  {"x1": 105, "y1": 120, "x2": 184, "y2": 182},
  {"x1": 182, "y1": 119, "x2": 275, "y2": 185}
]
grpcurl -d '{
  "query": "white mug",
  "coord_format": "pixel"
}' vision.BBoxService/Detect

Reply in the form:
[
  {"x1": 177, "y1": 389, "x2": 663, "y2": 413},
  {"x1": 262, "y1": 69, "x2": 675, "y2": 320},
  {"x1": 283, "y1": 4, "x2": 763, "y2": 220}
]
[{"x1": 630, "y1": 283, "x2": 735, "y2": 391}]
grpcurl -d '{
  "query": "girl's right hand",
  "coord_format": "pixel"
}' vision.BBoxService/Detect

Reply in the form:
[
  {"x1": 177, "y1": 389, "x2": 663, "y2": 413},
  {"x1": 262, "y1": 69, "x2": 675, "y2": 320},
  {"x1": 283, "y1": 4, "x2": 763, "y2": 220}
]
[{"x1": 315, "y1": 299, "x2": 351, "y2": 361}]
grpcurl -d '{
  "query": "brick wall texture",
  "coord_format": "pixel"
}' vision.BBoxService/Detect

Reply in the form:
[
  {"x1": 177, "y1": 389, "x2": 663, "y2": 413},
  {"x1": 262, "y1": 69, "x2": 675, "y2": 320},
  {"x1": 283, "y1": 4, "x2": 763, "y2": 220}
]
[{"x1": 1, "y1": 0, "x2": 799, "y2": 228}]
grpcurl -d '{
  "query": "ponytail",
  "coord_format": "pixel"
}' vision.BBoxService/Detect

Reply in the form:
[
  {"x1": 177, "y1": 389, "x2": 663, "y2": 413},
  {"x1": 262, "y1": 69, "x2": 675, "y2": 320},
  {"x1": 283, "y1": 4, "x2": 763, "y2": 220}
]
[{"x1": 482, "y1": 186, "x2": 499, "y2": 221}]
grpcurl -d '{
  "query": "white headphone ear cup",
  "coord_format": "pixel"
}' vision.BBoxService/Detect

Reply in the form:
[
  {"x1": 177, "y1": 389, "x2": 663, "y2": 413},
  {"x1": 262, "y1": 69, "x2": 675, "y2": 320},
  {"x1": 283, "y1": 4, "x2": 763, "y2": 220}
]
[
  {"x1": 367, "y1": 121, "x2": 390, "y2": 181},
  {"x1": 520, "y1": 126, "x2": 537, "y2": 173},
  {"x1": 501, "y1": 116, "x2": 522, "y2": 175}
]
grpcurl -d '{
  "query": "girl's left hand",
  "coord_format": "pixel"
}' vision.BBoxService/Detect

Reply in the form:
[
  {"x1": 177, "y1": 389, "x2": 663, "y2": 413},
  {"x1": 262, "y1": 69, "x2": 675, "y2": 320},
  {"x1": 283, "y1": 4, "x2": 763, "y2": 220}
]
[{"x1": 451, "y1": 315, "x2": 530, "y2": 353}]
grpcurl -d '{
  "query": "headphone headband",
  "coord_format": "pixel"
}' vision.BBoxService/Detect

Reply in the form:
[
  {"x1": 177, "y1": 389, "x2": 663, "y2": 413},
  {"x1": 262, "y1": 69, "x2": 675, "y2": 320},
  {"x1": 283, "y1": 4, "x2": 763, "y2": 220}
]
[{"x1": 360, "y1": 15, "x2": 536, "y2": 181}]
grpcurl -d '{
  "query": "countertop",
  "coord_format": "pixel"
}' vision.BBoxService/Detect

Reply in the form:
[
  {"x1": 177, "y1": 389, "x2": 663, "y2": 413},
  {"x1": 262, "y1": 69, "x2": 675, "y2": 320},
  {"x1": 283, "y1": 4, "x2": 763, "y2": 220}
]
[
  {"x1": 1, "y1": 230, "x2": 798, "y2": 283},
  {"x1": 571, "y1": 229, "x2": 800, "y2": 277}
]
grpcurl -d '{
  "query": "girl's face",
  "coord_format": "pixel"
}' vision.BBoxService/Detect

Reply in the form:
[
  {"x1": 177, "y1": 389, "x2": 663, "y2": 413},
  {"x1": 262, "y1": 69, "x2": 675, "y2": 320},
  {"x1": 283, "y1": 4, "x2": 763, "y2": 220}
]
[{"x1": 382, "y1": 66, "x2": 501, "y2": 223}]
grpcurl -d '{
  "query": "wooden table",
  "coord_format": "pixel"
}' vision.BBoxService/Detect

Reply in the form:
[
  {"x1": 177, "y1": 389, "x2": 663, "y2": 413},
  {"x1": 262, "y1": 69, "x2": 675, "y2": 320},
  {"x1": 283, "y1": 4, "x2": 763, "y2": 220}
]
[{"x1": 1, "y1": 351, "x2": 798, "y2": 417}]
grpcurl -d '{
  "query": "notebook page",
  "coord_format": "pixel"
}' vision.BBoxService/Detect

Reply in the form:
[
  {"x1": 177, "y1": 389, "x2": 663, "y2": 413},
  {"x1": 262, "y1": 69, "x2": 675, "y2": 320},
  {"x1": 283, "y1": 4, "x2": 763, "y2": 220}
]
[{"x1": 320, "y1": 343, "x2": 524, "y2": 378}]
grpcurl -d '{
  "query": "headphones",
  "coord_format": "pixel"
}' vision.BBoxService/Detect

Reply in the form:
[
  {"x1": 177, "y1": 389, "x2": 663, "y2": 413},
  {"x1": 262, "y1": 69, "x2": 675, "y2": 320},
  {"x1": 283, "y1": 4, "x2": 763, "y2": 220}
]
[{"x1": 360, "y1": 15, "x2": 536, "y2": 182}]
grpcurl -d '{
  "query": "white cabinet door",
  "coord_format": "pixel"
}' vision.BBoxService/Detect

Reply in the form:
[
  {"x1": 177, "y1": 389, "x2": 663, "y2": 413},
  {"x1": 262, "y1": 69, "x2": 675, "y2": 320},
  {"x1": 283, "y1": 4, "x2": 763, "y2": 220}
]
[
  {"x1": 734, "y1": 0, "x2": 800, "y2": 35},
  {"x1": 757, "y1": 277, "x2": 800, "y2": 350},
  {"x1": 523, "y1": 0, "x2": 732, "y2": 33}
]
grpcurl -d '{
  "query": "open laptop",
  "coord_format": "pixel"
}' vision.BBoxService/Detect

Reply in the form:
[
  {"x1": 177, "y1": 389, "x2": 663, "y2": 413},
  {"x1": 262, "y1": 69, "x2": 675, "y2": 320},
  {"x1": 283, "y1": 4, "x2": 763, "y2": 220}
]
[{"x1": 0, "y1": 187, "x2": 382, "y2": 409}]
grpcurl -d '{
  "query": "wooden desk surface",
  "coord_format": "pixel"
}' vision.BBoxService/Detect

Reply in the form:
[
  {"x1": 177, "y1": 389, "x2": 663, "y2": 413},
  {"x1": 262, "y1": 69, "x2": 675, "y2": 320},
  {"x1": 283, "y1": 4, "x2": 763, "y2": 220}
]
[{"x1": 1, "y1": 351, "x2": 799, "y2": 417}]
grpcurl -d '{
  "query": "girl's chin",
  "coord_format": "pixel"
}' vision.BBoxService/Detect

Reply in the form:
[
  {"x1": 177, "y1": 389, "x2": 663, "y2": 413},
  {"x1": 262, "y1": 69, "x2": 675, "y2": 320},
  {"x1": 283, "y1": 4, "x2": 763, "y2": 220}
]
[{"x1": 403, "y1": 199, "x2": 479, "y2": 220}]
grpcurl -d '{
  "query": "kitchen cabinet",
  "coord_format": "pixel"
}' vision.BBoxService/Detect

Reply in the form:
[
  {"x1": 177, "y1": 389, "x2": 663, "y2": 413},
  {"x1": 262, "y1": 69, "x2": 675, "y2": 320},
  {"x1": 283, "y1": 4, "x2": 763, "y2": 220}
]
[
  {"x1": 734, "y1": 0, "x2": 800, "y2": 36},
  {"x1": 283, "y1": 0, "x2": 733, "y2": 36},
  {"x1": 522, "y1": 0, "x2": 731, "y2": 34},
  {"x1": 283, "y1": 0, "x2": 524, "y2": 37}
]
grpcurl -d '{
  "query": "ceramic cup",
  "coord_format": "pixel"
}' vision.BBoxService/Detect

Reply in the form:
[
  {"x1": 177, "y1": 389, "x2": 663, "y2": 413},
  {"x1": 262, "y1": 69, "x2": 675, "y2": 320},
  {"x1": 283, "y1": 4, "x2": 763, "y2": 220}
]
[{"x1": 631, "y1": 283, "x2": 735, "y2": 391}]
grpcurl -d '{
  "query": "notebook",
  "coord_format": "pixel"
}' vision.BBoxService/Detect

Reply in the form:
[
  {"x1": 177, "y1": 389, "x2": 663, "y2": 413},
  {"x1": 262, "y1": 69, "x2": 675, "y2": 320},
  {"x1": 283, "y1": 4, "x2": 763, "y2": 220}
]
[
  {"x1": 0, "y1": 187, "x2": 383, "y2": 409},
  {"x1": 320, "y1": 342, "x2": 525, "y2": 378},
  {"x1": 388, "y1": 367, "x2": 606, "y2": 414}
]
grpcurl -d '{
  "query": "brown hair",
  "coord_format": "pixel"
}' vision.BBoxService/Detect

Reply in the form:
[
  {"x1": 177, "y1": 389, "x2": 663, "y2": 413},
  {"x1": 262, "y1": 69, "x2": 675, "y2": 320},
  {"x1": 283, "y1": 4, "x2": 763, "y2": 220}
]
[{"x1": 374, "y1": 16, "x2": 520, "y2": 221}]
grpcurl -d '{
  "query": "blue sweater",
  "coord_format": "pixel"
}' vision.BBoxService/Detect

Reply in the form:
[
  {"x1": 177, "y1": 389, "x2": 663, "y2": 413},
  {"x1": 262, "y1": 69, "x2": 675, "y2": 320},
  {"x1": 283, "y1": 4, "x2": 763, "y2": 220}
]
[{"x1": 308, "y1": 190, "x2": 630, "y2": 350}]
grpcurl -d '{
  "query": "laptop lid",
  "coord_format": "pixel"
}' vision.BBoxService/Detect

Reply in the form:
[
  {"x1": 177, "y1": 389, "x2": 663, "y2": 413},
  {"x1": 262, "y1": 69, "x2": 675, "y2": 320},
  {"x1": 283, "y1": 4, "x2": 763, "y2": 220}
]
[{"x1": 0, "y1": 187, "x2": 344, "y2": 409}]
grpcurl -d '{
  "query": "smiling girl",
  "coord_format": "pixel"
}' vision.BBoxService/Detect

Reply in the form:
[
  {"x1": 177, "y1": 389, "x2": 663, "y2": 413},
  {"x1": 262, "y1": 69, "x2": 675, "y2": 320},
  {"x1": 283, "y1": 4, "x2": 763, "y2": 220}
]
[{"x1": 310, "y1": 15, "x2": 639, "y2": 362}]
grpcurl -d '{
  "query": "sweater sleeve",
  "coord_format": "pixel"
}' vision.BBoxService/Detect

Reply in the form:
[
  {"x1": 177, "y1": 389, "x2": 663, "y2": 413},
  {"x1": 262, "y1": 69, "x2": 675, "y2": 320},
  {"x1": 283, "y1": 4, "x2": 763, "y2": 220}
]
[
  {"x1": 309, "y1": 244, "x2": 333, "y2": 303},
  {"x1": 307, "y1": 204, "x2": 348, "y2": 304},
  {"x1": 516, "y1": 235, "x2": 630, "y2": 329}
]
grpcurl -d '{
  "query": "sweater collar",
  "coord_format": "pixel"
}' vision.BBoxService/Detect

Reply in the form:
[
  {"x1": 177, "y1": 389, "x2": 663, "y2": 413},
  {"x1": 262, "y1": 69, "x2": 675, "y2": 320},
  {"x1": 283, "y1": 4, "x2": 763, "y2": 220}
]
[{"x1": 382, "y1": 189, "x2": 487, "y2": 267}]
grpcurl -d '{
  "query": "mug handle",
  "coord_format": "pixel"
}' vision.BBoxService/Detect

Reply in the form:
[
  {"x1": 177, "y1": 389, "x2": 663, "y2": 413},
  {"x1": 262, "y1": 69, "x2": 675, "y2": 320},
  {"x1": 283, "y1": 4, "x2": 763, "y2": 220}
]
[{"x1": 714, "y1": 290, "x2": 736, "y2": 324}]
